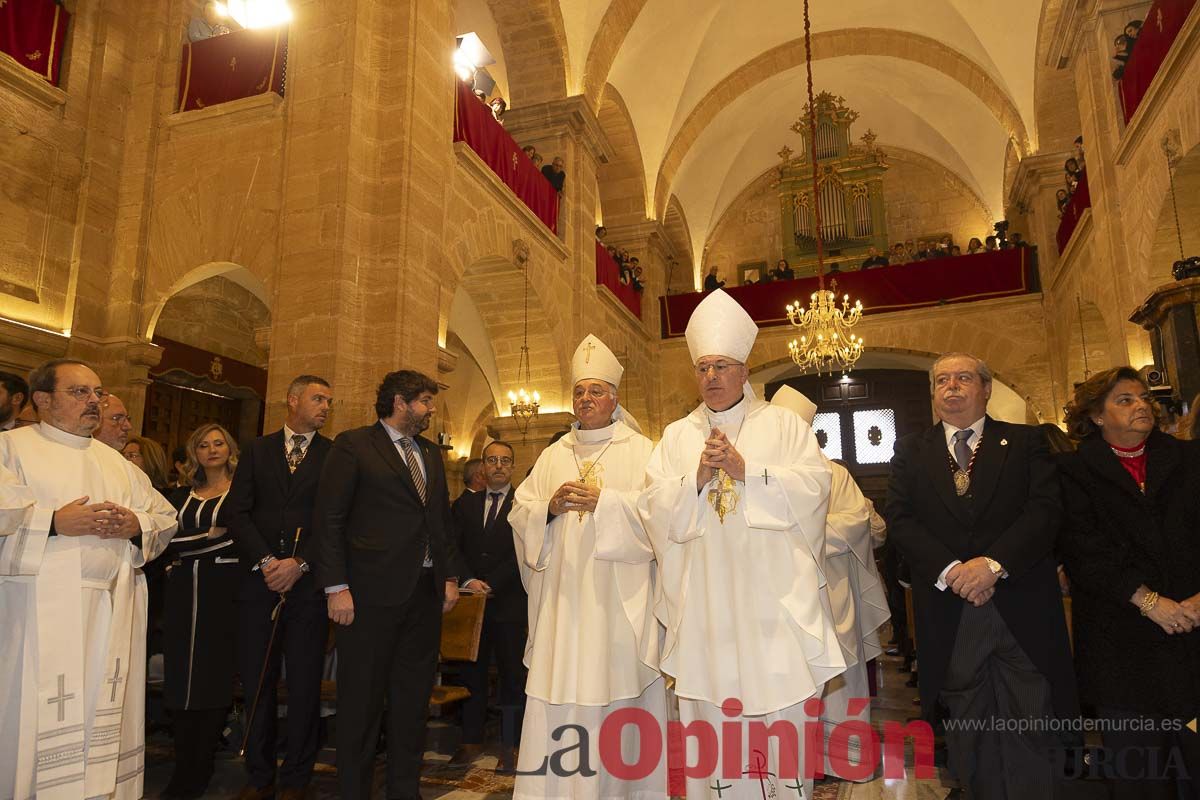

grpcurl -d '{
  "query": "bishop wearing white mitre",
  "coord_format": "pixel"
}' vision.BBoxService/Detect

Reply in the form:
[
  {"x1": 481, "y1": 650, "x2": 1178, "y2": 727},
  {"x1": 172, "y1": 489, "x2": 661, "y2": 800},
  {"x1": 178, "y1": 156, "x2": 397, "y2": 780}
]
[
  {"x1": 639, "y1": 290, "x2": 845, "y2": 800},
  {"x1": 510, "y1": 335, "x2": 665, "y2": 799},
  {"x1": 772, "y1": 385, "x2": 890, "y2": 782},
  {"x1": 1, "y1": 360, "x2": 177, "y2": 800}
]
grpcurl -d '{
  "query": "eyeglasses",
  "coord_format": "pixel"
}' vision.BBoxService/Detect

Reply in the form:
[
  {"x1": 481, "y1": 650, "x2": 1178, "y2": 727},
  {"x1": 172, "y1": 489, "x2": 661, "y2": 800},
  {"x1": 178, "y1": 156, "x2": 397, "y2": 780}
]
[
  {"x1": 573, "y1": 387, "x2": 613, "y2": 400},
  {"x1": 695, "y1": 362, "x2": 740, "y2": 376},
  {"x1": 484, "y1": 456, "x2": 514, "y2": 466},
  {"x1": 56, "y1": 387, "x2": 110, "y2": 402}
]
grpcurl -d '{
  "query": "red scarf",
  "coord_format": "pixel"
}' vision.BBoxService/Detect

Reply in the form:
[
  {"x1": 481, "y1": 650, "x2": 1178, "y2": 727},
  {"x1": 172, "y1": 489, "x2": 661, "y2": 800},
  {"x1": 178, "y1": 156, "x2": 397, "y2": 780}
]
[{"x1": 1110, "y1": 441, "x2": 1148, "y2": 492}]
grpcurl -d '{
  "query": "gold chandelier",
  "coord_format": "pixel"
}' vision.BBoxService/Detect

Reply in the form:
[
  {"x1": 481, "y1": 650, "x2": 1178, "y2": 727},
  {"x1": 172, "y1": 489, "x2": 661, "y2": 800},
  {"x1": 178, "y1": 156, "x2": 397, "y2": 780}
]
[
  {"x1": 786, "y1": 0, "x2": 865, "y2": 375},
  {"x1": 507, "y1": 264, "x2": 540, "y2": 435},
  {"x1": 786, "y1": 280, "x2": 864, "y2": 374}
]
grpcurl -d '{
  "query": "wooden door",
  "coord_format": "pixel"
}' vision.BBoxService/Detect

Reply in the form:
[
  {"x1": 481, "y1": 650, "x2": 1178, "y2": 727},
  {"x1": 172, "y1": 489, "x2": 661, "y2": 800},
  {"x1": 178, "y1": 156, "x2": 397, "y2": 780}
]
[{"x1": 143, "y1": 380, "x2": 243, "y2": 460}]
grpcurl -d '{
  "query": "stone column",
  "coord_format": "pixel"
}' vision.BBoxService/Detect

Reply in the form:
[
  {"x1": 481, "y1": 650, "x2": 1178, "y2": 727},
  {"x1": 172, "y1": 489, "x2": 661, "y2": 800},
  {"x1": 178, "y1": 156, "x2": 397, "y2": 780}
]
[{"x1": 267, "y1": 0, "x2": 457, "y2": 432}]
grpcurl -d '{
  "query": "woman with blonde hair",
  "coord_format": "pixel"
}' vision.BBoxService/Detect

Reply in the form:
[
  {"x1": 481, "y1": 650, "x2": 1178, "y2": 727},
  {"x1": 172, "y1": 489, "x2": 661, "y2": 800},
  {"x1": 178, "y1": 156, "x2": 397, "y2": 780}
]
[
  {"x1": 160, "y1": 423, "x2": 242, "y2": 799},
  {"x1": 122, "y1": 434, "x2": 170, "y2": 489}
]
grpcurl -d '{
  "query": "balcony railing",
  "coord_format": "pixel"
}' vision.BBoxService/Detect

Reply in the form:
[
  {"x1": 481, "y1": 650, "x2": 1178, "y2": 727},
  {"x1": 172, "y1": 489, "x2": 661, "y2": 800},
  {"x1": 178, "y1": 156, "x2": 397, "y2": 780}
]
[
  {"x1": 1119, "y1": 0, "x2": 1197, "y2": 123},
  {"x1": 453, "y1": 80, "x2": 560, "y2": 234},
  {"x1": 1056, "y1": 170, "x2": 1090, "y2": 254},
  {"x1": 658, "y1": 248, "x2": 1034, "y2": 338},
  {"x1": 596, "y1": 242, "x2": 642, "y2": 319},
  {"x1": 177, "y1": 27, "x2": 288, "y2": 113}
]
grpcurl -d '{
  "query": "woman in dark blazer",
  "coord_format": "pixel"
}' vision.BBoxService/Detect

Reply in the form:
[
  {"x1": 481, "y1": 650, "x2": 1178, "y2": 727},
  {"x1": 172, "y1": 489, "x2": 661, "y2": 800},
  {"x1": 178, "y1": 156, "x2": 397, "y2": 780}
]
[{"x1": 1059, "y1": 366, "x2": 1200, "y2": 800}]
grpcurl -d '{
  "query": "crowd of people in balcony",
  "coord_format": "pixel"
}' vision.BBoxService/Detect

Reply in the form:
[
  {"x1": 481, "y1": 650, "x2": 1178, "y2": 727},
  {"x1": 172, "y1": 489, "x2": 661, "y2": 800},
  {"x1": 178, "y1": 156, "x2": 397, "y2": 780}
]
[
  {"x1": 1058, "y1": 136, "x2": 1088, "y2": 217},
  {"x1": 1112, "y1": 18, "x2": 1144, "y2": 79},
  {"x1": 187, "y1": 1, "x2": 235, "y2": 42},
  {"x1": 465, "y1": 90, "x2": 569, "y2": 197},
  {"x1": 596, "y1": 226, "x2": 645, "y2": 292}
]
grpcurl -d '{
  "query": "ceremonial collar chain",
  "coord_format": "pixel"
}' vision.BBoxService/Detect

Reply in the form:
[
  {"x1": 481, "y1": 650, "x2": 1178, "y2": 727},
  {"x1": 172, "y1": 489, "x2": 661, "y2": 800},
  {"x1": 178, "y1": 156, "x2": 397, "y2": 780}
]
[{"x1": 947, "y1": 434, "x2": 982, "y2": 497}]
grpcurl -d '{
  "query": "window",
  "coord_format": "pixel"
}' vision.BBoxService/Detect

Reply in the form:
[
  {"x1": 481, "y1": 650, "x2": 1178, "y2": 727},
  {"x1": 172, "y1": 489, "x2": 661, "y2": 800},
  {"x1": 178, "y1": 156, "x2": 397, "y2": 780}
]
[
  {"x1": 852, "y1": 409, "x2": 896, "y2": 465},
  {"x1": 811, "y1": 411, "x2": 843, "y2": 461}
]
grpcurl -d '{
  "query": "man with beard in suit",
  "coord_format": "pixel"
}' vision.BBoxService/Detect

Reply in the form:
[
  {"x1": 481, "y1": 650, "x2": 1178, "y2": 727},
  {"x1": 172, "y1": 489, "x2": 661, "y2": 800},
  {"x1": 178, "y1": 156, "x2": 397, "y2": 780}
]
[
  {"x1": 885, "y1": 353, "x2": 1077, "y2": 800},
  {"x1": 314, "y1": 370, "x2": 468, "y2": 800},
  {"x1": 448, "y1": 440, "x2": 526, "y2": 773},
  {"x1": 227, "y1": 376, "x2": 334, "y2": 800}
]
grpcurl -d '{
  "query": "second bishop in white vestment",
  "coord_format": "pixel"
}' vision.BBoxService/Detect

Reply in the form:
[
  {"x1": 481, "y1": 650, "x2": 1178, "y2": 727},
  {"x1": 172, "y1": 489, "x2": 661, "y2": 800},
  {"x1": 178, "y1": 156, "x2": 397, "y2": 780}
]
[
  {"x1": 510, "y1": 335, "x2": 665, "y2": 799},
  {"x1": 1, "y1": 421, "x2": 177, "y2": 800},
  {"x1": 772, "y1": 385, "x2": 891, "y2": 780},
  {"x1": 639, "y1": 291, "x2": 845, "y2": 800}
]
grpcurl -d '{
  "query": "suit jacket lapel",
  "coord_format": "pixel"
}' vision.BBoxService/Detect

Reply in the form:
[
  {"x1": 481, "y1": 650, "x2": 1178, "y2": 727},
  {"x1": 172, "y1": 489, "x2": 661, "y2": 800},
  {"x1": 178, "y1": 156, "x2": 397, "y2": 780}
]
[
  {"x1": 267, "y1": 430, "x2": 291, "y2": 497},
  {"x1": 968, "y1": 417, "x2": 1009, "y2": 514},
  {"x1": 370, "y1": 422, "x2": 423, "y2": 503},
  {"x1": 923, "y1": 423, "x2": 972, "y2": 525},
  {"x1": 1079, "y1": 435, "x2": 1144, "y2": 501}
]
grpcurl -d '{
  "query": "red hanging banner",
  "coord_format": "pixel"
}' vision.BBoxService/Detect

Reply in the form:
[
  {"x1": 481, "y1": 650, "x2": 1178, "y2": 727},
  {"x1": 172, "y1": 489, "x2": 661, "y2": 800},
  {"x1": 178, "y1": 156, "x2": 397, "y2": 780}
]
[
  {"x1": 0, "y1": 0, "x2": 70, "y2": 87},
  {"x1": 177, "y1": 26, "x2": 287, "y2": 113}
]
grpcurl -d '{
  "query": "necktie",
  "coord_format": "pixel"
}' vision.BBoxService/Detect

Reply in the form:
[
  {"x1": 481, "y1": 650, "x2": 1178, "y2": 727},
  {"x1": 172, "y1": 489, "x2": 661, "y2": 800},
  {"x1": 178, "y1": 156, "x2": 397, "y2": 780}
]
[
  {"x1": 953, "y1": 429, "x2": 974, "y2": 472},
  {"x1": 485, "y1": 491, "x2": 503, "y2": 528},
  {"x1": 399, "y1": 437, "x2": 431, "y2": 564},
  {"x1": 398, "y1": 438, "x2": 428, "y2": 504},
  {"x1": 287, "y1": 434, "x2": 307, "y2": 474}
]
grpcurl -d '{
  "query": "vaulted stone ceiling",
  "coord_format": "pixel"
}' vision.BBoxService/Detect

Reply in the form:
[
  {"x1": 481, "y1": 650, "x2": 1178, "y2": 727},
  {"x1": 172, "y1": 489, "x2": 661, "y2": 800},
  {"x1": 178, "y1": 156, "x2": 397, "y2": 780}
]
[{"x1": 457, "y1": 0, "x2": 1043, "y2": 264}]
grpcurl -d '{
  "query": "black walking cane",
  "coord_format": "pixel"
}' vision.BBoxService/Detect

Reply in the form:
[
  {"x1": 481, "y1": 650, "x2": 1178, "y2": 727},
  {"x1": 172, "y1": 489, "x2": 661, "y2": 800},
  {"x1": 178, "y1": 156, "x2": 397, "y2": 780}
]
[{"x1": 240, "y1": 526, "x2": 303, "y2": 757}]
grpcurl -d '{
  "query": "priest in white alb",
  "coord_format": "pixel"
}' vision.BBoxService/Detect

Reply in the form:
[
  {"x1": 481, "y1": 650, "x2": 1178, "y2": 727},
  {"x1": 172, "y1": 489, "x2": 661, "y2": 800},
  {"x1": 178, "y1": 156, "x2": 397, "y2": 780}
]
[
  {"x1": 639, "y1": 290, "x2": 845, "y2": 800},
  {"x1": 509, "y1": 334, "x2": 665, "y2": 799},
  {"x1": 772, "y1": 385, "x2": 890, "y2": 782},
  {"x1": 0, "y1": 360, "x2": 177, "y2": 800}
]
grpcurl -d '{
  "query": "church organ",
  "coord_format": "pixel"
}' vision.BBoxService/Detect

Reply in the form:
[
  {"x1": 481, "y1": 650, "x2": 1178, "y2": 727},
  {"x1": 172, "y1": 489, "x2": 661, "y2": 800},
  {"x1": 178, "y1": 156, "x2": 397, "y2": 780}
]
[{"x1": 778, "y1": 93, "x2": 889, "y2": 274}]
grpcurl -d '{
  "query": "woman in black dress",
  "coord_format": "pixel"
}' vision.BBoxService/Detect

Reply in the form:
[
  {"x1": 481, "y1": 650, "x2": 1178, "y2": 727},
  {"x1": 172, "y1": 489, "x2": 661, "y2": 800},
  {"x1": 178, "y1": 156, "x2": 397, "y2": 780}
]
[
  {"x1": 1059, "y1": 367, "x2": 1200, "y2": 799},
  {"x1": 161, "y1": 423, "x2": 241, "y2": 799}
]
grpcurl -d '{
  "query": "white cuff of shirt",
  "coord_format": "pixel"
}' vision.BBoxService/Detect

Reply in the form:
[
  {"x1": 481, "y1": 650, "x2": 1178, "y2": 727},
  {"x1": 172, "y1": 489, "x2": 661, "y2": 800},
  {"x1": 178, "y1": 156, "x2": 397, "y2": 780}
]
[
  {"x1": 935, "y1": 560, "x2": 962, "y2": 591},
  {"x1": 324, "y1": 583, "x2": 349, "y2": 594}
]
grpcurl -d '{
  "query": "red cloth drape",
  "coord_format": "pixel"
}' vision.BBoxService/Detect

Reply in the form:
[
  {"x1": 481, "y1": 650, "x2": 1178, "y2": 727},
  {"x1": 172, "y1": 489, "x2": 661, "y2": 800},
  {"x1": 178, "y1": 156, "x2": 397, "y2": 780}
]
[
  {"x1": 0, "y1": 0, "x2": 69, "y2": 86},
  {"x1": 1056, "y1": 170, "x2": 1091, "y2": 254},
  {"x1": 177, "y1": 27, "x2": 288, "y2": 113},
  {"x1": 595, "y1": 241, "x2": 642, "y2": 319},
  {"x1": 1119, "y1": 0, "x2": 1197, "y2": 122},
  {"x1": 453, "y1": 80, "x2": 560, "y2": 234},
  {"x1": 658, "y1": 248, "x2": 1031, "y2": 338}
]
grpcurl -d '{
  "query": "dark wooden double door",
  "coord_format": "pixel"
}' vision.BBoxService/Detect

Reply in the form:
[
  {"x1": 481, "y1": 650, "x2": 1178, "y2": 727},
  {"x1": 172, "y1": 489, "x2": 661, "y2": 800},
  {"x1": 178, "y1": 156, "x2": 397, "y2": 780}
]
[{"x1": 143, "y1": 380, "x2": 245, "y2": 460}]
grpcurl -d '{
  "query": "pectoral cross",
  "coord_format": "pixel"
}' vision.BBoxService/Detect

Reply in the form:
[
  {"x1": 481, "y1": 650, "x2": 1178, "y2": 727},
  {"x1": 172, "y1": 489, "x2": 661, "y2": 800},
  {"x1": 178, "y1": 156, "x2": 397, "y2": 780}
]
[
  {"x1": 107, "y1": 658, "x2": 125, "y2": 703},
  {"x1": 577, "y1": 460, "x2": 601, "y2": 521},
  {"x1": 583, "y1": 340, "x2": 595, "y2": 363},
  {"x1": 47, "y1": 674, "x2": 75, "y2": 723},
  {"x1": 707, "y1": 469, "x2": 740, "y2": 524}
]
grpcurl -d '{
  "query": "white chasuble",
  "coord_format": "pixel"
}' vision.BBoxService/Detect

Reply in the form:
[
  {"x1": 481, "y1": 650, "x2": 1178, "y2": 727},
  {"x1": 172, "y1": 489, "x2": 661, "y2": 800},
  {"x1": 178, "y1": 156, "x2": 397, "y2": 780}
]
[
  {"x1": 509, "y1": 420, "x2": 665, "y2": 799},
  {"x1": 639, "y1": 396, "x2": 846, "y2": 799},
  {"x1": 0, "y1": 423, "x2": 177, "y2": 800},
  {"x1": 819, "y1": 461, "x2": 890, "y2": 781}
]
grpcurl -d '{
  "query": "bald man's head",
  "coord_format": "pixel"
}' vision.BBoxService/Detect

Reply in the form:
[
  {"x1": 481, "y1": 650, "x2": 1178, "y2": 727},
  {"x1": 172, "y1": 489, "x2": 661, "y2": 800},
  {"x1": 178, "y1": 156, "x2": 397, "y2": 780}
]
[{"x1": 95, "y1": 395, "x2": 133, "y2": 450}]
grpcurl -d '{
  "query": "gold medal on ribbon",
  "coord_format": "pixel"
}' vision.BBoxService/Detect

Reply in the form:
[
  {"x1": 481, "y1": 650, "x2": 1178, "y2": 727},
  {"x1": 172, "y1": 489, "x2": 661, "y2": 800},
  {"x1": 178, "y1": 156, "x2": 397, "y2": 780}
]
[{"x1": 953, "y1": 469, "x2": 970, "y2": 496}]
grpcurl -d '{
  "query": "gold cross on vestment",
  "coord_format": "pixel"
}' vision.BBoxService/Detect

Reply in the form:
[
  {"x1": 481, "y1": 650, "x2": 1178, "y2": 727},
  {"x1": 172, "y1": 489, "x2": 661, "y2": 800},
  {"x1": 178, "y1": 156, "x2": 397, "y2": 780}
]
[{"x1": 707, "y1": 470, "x2": 740, "y2": 523}]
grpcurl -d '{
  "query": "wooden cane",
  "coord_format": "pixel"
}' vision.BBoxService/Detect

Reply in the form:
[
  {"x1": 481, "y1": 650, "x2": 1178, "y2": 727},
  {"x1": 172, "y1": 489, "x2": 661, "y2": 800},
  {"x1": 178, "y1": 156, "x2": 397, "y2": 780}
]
[{"x1": 240, "y1": 526, "x2": 303, "y2": 757}]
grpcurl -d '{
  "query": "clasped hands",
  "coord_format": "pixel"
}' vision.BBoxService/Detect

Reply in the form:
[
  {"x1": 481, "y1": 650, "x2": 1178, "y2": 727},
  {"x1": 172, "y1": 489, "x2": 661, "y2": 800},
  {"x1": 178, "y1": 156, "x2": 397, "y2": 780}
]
[
  {"x1": 54, "y1": 496, "x2": 140, "y2": 540},
  {"x1": 696, "y1": 427, "x2": 745, "y2": 491},
  {"x1": 262, "y1": 557, "x2": 304, "y2": 593},
  {"x1": 549, "y1": 481, "x2": 601, "y2": 516},
  {"x1": 946, "y1": 557, "x2": 997, "y2": 607},
  {"x1": 1143, "y1": 592, "x2": 1200, "y2": 636}
]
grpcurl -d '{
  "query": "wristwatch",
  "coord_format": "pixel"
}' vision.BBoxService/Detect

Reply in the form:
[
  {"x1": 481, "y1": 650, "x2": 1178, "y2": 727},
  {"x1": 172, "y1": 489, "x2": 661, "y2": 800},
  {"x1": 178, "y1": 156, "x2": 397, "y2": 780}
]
[{"x1": 984, "y1": 557, "x2": 1006, "y2": 577}]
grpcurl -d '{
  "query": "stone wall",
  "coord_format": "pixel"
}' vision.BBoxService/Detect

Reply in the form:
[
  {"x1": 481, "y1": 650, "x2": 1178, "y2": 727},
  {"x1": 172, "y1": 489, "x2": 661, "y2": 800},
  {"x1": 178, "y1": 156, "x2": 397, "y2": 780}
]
[{"x1": 154, "y1": 276, "x2": 270, "y2": 367}]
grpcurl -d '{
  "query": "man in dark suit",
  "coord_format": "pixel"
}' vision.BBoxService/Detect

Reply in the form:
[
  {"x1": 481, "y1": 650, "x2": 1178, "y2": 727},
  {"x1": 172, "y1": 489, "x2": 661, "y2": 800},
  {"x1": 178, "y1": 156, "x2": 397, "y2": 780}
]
[
  {"x1": 448, "y1": 440, "x2": 527, "y2": 773},
  {"x1": 456, "y1": 457, "x2": 486, "y2": 502},
  {"x1": 886, "y1": 353, "x2": 1077, "y2": 800},
  {"x1": 314, "y1": 370, "x2": 472, "y2": 800},
  {"x1": 227, "y1": 375, "x2": 334, "y2": 800}
]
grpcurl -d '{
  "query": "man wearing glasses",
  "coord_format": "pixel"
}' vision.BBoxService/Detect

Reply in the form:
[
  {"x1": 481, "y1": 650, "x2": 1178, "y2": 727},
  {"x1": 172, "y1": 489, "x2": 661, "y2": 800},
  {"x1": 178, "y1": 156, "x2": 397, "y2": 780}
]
[
  {"x1": 640, "y1": 290, "x2": 843, "y2": 800},
  {"x1": 449, "y1": 441, "x2": 526, "y2": 772},
  {"x1": 0, "y1": 359, "x2": 178, "y2": 800},
  {"x1": 94, "y1": 394, "x2": 134, "y2": 451}
]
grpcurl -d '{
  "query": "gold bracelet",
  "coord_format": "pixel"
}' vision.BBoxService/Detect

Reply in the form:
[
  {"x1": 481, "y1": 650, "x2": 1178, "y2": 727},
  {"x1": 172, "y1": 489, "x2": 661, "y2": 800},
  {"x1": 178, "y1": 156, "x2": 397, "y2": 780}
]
[{"x1": 1140, "y1": 590, "x2": 1159, "y2": 616}]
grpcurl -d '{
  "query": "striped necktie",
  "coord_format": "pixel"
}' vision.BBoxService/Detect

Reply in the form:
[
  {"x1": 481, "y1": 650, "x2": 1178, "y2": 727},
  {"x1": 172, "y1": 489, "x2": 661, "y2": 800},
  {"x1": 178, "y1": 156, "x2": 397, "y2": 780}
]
[{"x1": 398, "y1": 438, "x2": 428, "y2": 504}]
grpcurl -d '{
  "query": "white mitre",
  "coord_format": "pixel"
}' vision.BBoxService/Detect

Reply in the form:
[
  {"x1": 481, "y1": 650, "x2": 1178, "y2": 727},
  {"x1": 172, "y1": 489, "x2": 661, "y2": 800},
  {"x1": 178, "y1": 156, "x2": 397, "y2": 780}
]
[
  {"x1": 572, "y1": 334, "x2": 624, "y2": 387},
  {"x1": 570, "y1": 334, "x2": 644, "y2": 434},
  {"x1": 685, "y1": 288, "x2": 758, "y2": 364},
  {"x1": 771, "y1": 384, "x2": 818, "y2": 425}
]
